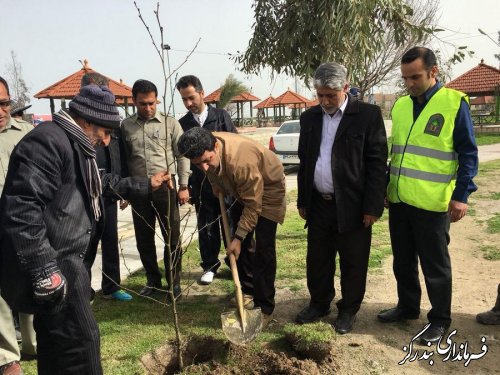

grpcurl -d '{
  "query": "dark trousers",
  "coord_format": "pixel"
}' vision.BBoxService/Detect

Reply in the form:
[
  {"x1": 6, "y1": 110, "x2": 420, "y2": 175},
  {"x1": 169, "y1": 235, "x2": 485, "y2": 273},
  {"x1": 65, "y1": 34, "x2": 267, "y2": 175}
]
[
  {"x1": 306, "y1": 192, "x2": 371, "y2": 315},
  {"x1": 34, "y1": 265, "x2": 102, "y2": 375},
  {"x1": 195, "y1": 195, "x2": 223, "y2": 273},
  {"x1": 84, "y1": 197, "x2": 121, "y2": 295},
  {"x1": 230, "y1": 202, "x2": 277, "y2": 315},
  {"x1": 131, "y1": 187, "x2": 181, "y2": 287},
  {"x1": 389, "y1": 202, "x2": 452, "y2": 327}
]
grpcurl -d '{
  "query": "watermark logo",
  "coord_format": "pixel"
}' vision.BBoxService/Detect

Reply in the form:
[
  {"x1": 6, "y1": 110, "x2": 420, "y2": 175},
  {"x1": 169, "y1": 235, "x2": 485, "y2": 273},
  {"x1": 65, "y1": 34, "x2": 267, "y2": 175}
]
[{"x1": 399, "y1": 323, "x2": 489, "y2": 367}]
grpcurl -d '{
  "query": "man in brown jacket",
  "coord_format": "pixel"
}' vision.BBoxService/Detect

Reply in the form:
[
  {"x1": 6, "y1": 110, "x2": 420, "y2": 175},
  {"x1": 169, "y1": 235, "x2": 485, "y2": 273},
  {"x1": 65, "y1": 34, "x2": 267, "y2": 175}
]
[{"x1": 178, "y1": 127, "x2": 285, "y2": 325}]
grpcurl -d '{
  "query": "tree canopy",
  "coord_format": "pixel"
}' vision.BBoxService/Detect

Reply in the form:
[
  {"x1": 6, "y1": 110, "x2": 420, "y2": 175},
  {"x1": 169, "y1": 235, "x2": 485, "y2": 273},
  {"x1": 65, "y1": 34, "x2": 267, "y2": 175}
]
[
  {"x1": 219, "y1": 74, "x2": 248, "y2": 109},
  {"x1": 235, "y1": 0, "x2": 435, "y2": 93}
]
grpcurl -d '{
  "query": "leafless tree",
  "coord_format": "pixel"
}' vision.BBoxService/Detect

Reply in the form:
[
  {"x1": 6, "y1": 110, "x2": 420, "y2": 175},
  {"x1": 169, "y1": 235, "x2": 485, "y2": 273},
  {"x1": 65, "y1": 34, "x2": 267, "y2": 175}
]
[{"x1": 4, "y1": 51, "x2": 30, "y2": 107}]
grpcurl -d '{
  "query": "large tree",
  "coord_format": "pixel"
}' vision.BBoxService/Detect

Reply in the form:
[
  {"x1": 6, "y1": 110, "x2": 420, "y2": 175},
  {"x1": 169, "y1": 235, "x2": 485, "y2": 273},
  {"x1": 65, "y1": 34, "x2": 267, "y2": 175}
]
[
  {"x1": 235, "y1": 0, "x2": 435, "y2": 95},
  {"x1": 4, "y1": 51, "x2": 30, "y2": 107},
  {"x1": 353, "y1": 0, "x2": 439, "y2": 98}
]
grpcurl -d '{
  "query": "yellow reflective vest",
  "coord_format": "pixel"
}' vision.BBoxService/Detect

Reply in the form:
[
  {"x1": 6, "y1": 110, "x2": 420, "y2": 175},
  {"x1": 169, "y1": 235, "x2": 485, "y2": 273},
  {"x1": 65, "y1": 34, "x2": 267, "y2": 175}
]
[{"x1": 388, "y1": 87, "x2": 467, "y2": 212}]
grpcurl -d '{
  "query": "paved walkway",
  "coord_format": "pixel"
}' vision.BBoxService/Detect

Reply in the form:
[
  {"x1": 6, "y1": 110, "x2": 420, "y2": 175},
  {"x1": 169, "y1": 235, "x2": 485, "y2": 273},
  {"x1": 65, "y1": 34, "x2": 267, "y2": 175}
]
[{"x1": 90, "y1": 131, "x2": 500, "y2": 291}]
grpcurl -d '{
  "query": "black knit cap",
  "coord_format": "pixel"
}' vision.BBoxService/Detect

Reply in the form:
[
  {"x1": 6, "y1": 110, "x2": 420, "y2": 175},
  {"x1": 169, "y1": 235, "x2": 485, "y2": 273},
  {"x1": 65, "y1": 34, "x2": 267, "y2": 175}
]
[{"x1": 69, "y1": 84, "x2": 121, "y2": 129}]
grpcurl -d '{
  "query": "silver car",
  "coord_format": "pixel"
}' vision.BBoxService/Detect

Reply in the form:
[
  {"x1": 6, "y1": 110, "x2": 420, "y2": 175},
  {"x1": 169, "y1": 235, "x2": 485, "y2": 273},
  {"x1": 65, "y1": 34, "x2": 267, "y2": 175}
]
[{"x1": 269, "y1": 120, "x2": 300, "y2": 165}]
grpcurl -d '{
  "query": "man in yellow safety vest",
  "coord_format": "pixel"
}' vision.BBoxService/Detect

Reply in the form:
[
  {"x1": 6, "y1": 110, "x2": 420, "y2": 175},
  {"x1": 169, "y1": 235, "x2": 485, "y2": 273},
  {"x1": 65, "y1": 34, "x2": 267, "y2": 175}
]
[{"x1": 378, "y1": 47, "x2": 478, "y2": 345}]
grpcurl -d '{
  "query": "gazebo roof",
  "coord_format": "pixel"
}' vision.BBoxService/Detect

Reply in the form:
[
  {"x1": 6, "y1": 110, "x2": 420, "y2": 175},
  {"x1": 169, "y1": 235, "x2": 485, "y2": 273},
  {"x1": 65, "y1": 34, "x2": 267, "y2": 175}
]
[
  {"x1": 270, "y1": 89, "x2": 311, "y2": 105},
  {"x1": 34, "y1": 60, "x2": 133, "y2": 101},
  {"x1": 288, "y1": 98, "x2": 318, "y2": 109},
  {"x1": 254, "y1": 96, "x2": 276, "y2": 109},
  {"x1": 446, "y1": 60, "x2": 500, "y2": 96},
  {"x1": 204, "y1": 88, "x2": 260, "y2": 104}
]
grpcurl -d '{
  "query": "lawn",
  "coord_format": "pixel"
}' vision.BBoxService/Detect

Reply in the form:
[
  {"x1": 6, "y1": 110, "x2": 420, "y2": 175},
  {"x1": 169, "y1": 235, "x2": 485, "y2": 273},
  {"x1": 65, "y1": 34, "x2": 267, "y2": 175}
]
[
  {"x1": 475, "y1": 133, "x2": 500, "y2": 146},
  {"x1": 20, "y1": 192, "x2": 392, "y2": 374}
]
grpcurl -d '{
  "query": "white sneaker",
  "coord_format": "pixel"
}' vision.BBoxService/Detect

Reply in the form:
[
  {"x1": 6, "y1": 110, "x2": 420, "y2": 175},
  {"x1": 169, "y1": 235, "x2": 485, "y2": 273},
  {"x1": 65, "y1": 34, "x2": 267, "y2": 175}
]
[{"x1": 199, "y1": 271, "x2": 215, "y2": 285}]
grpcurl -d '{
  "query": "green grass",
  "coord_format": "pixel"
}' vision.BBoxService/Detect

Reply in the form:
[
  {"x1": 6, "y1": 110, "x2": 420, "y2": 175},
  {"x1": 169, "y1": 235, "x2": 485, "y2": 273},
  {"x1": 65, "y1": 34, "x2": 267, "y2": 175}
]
[
  {"x1": 20, "y1": 195, "x2": 393, "y2": 375},
  {"x1": 486, "y1": 213, "x2": 500, "y2": 234},
  {"x1": 479, "y1": 245, "x2": 500, "y2": 261},
  {"x1": 475, "y1": 134, "x2": 500, "y2": 146},
  {"x1": 489, "y1": 192, "x2": 500, "y2": 200},
  {"x1": 282, "y1": 322, "x2": 334, "y2": 346}
]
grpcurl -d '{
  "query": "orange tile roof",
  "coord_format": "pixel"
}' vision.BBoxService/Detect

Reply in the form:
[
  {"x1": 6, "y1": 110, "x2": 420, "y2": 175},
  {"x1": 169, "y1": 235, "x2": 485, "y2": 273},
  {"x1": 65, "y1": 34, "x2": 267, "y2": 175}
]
[
  {"x1": 288, "y1": 99, "x2": 318, "y2": 109},
  {"x1": 446, "y1": 60, "x2": 500, "y2": 96},
  {"x1": 254, "y1": 96, "x2": 276, "y2": 109},
  {"x1": 270, "y1": 89, "x2": 311, "y2": 105},
  {"x1": 204, "y1": 87, "x2": 260, "y2": 104},
  {"x1": 34, "y1": 60, "x2": 133, "y2": 101}
]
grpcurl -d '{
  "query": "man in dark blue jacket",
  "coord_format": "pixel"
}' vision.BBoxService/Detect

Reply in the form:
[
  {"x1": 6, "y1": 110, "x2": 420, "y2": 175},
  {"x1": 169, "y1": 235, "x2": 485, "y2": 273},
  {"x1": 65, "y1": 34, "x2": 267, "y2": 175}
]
[
  {"x1": 81, "y1": 73, "x2": 133, "y2": 302},
  {"x1": 177, "y1": 75, "x2": 237, "y2": 285}
]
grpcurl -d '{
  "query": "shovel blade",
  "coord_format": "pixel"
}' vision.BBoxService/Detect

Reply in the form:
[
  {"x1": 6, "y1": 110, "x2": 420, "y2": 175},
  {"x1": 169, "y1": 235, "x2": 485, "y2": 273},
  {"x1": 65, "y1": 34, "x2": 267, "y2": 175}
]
[{"x1": 221, "y1": 308, "x2": 263, "y2": 345}]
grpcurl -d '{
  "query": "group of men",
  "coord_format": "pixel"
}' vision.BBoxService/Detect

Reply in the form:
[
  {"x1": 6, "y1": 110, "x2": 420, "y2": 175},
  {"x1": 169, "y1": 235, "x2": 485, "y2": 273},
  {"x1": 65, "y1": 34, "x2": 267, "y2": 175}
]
[{"x1": 0, "y1": 45, "x2": 496, "y2": 375}]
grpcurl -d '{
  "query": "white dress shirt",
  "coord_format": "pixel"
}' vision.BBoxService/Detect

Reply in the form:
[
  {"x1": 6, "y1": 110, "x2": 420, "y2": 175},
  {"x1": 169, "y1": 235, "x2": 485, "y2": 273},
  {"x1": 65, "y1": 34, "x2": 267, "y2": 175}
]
[
  {"x1": 313, "y1": 96, "x2": 349, "y2": 194},
  {"x1": 194, "y1": 105, "x2": 208, "y2": 126}
]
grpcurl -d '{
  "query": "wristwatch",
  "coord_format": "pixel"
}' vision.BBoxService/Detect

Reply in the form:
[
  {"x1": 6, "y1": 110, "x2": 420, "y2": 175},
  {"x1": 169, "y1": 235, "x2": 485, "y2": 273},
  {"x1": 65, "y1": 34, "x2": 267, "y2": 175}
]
[
  {"x1": 234, "y1": 234, "x2": 244, "y2": 242},
  {"x1": 179, "y1": 185, "x2": 188, "y2": 191}
]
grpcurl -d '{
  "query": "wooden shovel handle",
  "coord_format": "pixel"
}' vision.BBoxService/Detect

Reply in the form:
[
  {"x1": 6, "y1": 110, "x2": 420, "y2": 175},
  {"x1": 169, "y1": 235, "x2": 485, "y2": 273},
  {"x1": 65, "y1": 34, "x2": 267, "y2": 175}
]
[{"x1": 218, "y1": 192, "x2": 246, "y2": 332}]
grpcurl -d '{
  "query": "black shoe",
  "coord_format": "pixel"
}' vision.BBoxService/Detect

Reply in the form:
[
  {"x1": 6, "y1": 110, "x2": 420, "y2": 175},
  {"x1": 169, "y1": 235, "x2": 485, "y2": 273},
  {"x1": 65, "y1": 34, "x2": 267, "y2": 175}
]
[
  {"x1": 334, "y1": 312, "x2": 356, "y2": 334},
  {"x1": 295, "y1": 305, "x2": 330, "y2": 324},
  {"x1": 377, "y1": 307, "x2": 419, "y2": 323},
  {"x1": 420, "y1": 323, "x2": 447, "y2": 345},
  {"x1": 166, "y1": 284, "x2": 182, "y2": 303},
  {"x1": 139, "y1": 283, "x2": 162, "y2": 297},
  {"x1": 21, "y1": 351, "x2": 38, "y2": 361}
]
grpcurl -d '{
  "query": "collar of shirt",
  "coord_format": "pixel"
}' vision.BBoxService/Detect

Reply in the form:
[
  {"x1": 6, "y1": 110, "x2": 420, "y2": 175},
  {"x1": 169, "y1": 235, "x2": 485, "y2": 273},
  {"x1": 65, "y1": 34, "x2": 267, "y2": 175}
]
[
  {"x1": 194, "y1": 105, "x2": 208, "y2": 126},
  {"x1": 411, "y1": 82, "x2": 442, "y2": 120},
  {"x1": 2, "y1": 119, "x2": 21, "y2": 133},
  {"x1": 135, "y1": 111, "x2": 162, "y2": 124},
  {"x1": 410, "y1": 81, "x2": 442, "y2": 105}
]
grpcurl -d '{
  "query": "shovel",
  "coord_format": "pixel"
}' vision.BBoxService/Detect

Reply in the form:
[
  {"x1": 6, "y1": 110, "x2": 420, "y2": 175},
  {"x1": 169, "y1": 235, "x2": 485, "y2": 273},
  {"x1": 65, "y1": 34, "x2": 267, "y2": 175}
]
[{"x1": 218, "y1": 192, "x2": 262, "y2": 345}]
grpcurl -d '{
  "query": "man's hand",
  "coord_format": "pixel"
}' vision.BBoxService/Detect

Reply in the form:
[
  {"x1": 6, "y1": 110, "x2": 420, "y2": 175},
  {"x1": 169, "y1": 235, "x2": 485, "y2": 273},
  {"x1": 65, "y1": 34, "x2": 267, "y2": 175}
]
[
  {"x1": 298, "y1": 207, "x2": 307, "y2": 220},
  {"x1": 150, "y1": 171, "x2": 173, "y2": 191},
  {"x1": 363, "y1": 214, "x2": 378, "y2": 227},
  {"x1": 448, "y1": 200, "x2": 468, "y2": 222},
  {"x1": 227, "y1": 238, "x2": 242, "y2": 261},
  {"x1": 177, "y1": 186, "x2": 190, "y2": 205},
  {"x1": 119, "y1": 200, "x2": 129, "y2": 210},
  {"x1": 32, "y1": 263, "x2": 67, "y2": 307}
]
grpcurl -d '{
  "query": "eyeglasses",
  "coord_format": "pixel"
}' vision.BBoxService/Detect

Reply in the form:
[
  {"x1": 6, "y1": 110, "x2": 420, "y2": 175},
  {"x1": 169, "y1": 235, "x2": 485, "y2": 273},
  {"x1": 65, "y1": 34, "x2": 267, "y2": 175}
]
[{"x1": 0, "y1": 100, "x2": 12, "y2": 108}]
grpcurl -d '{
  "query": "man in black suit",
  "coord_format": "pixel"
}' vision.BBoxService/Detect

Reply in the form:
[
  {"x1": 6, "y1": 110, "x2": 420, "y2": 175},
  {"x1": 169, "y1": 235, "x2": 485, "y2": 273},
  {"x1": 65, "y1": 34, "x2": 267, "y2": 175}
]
[
  {"x1": 177, "y1": 75, "x2": 237, "y2": 285},
  {"x1": 0, "y1": 84, "x2": 171, "y2": 374},
  {"x1": 295, "y1": 62, "x2": 387, "y2": 334}
]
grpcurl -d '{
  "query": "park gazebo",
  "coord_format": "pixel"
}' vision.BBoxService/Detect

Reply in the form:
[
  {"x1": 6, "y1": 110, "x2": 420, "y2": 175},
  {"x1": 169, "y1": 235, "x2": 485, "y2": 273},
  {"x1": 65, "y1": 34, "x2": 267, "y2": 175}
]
[
  {"x1": 270, "y1": 89, "x2": 311, "y2": 122},
  {"x1": 34, "y1": 60, "x2": 134, "y2": 115},
  {"x1": 204, "y1": 88, "x2": 260, "y2": 126},
  {"x1": 254, "y1": 96, "x2": 276, "y2": 118},
  {"x1": 446, "y1": 60, "x2": 500, "y2": 123}
]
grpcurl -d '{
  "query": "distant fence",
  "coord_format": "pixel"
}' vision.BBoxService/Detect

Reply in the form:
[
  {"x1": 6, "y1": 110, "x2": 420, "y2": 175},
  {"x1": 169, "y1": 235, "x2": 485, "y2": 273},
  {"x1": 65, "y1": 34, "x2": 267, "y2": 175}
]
[{"x1": 471, "y1": 114, "x2": 499, "y2": 126}]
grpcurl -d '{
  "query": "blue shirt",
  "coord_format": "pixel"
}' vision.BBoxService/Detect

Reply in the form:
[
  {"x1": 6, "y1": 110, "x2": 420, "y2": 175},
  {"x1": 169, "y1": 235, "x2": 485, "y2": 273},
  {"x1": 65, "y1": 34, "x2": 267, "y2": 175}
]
[{"x1": 411, "y1": 82, "x2": 478, "y2": 203}]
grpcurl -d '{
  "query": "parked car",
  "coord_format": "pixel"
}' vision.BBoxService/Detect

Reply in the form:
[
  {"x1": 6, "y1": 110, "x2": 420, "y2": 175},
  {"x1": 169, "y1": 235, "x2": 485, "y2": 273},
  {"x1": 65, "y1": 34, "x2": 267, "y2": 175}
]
[{"x1": 269, "y1": 120, "x2": 300, "y2": 165}]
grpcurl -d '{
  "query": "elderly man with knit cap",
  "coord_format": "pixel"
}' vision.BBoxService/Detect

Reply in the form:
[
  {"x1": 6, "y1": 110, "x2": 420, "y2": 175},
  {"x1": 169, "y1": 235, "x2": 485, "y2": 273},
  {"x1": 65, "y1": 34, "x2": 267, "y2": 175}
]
[{"x1": 0, "y1": 84, "x2": 171, "y2": 375}]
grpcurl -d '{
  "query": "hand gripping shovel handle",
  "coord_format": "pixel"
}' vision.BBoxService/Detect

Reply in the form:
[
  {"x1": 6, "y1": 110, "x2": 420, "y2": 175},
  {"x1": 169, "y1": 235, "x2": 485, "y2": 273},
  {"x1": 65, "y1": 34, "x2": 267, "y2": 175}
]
[{"x1": 218, "y1": 192, "x2": 246, "y2": 333}]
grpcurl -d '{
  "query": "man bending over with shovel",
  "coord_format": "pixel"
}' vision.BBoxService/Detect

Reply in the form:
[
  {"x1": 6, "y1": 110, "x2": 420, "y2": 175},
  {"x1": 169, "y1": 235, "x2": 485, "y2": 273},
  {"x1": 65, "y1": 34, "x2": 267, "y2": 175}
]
[{"x1": 178, "y1": 127, "x2": 286, "y2": 328}]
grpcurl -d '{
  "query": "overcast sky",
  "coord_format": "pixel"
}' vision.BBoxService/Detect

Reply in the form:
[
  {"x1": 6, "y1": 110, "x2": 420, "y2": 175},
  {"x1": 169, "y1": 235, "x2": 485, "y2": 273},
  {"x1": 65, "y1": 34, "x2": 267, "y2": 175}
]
[{"x1": 1, "y1": 0, "x2": 499, "y2": 115}]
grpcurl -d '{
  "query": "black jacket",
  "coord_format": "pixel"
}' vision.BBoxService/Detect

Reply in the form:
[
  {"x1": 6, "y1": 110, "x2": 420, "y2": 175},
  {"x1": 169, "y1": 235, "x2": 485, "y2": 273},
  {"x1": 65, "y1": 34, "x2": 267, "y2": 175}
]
[
  {"x1": 297, "y1": 96, "x2": 388, "y2": 232},
  {"x1": 0, "y1": 122, "x2": 149, "y2": 313},
  {"x1": 179, "y1": 106, "x2": 237, "y2": 203}
]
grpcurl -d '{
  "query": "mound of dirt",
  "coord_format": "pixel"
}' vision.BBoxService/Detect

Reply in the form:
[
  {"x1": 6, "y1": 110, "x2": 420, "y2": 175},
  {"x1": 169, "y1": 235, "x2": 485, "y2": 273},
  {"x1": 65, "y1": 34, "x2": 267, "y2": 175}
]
[{"x1": 141, "y1": 336, "x2": 338, "y2": 375}]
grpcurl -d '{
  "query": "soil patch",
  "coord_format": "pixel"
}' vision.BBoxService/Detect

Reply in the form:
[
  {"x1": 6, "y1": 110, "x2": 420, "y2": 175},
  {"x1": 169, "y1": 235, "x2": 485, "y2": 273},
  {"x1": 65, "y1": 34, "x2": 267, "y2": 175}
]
[{"x1": 141, "y1": 336, "x2": 338, "y2": 375}]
